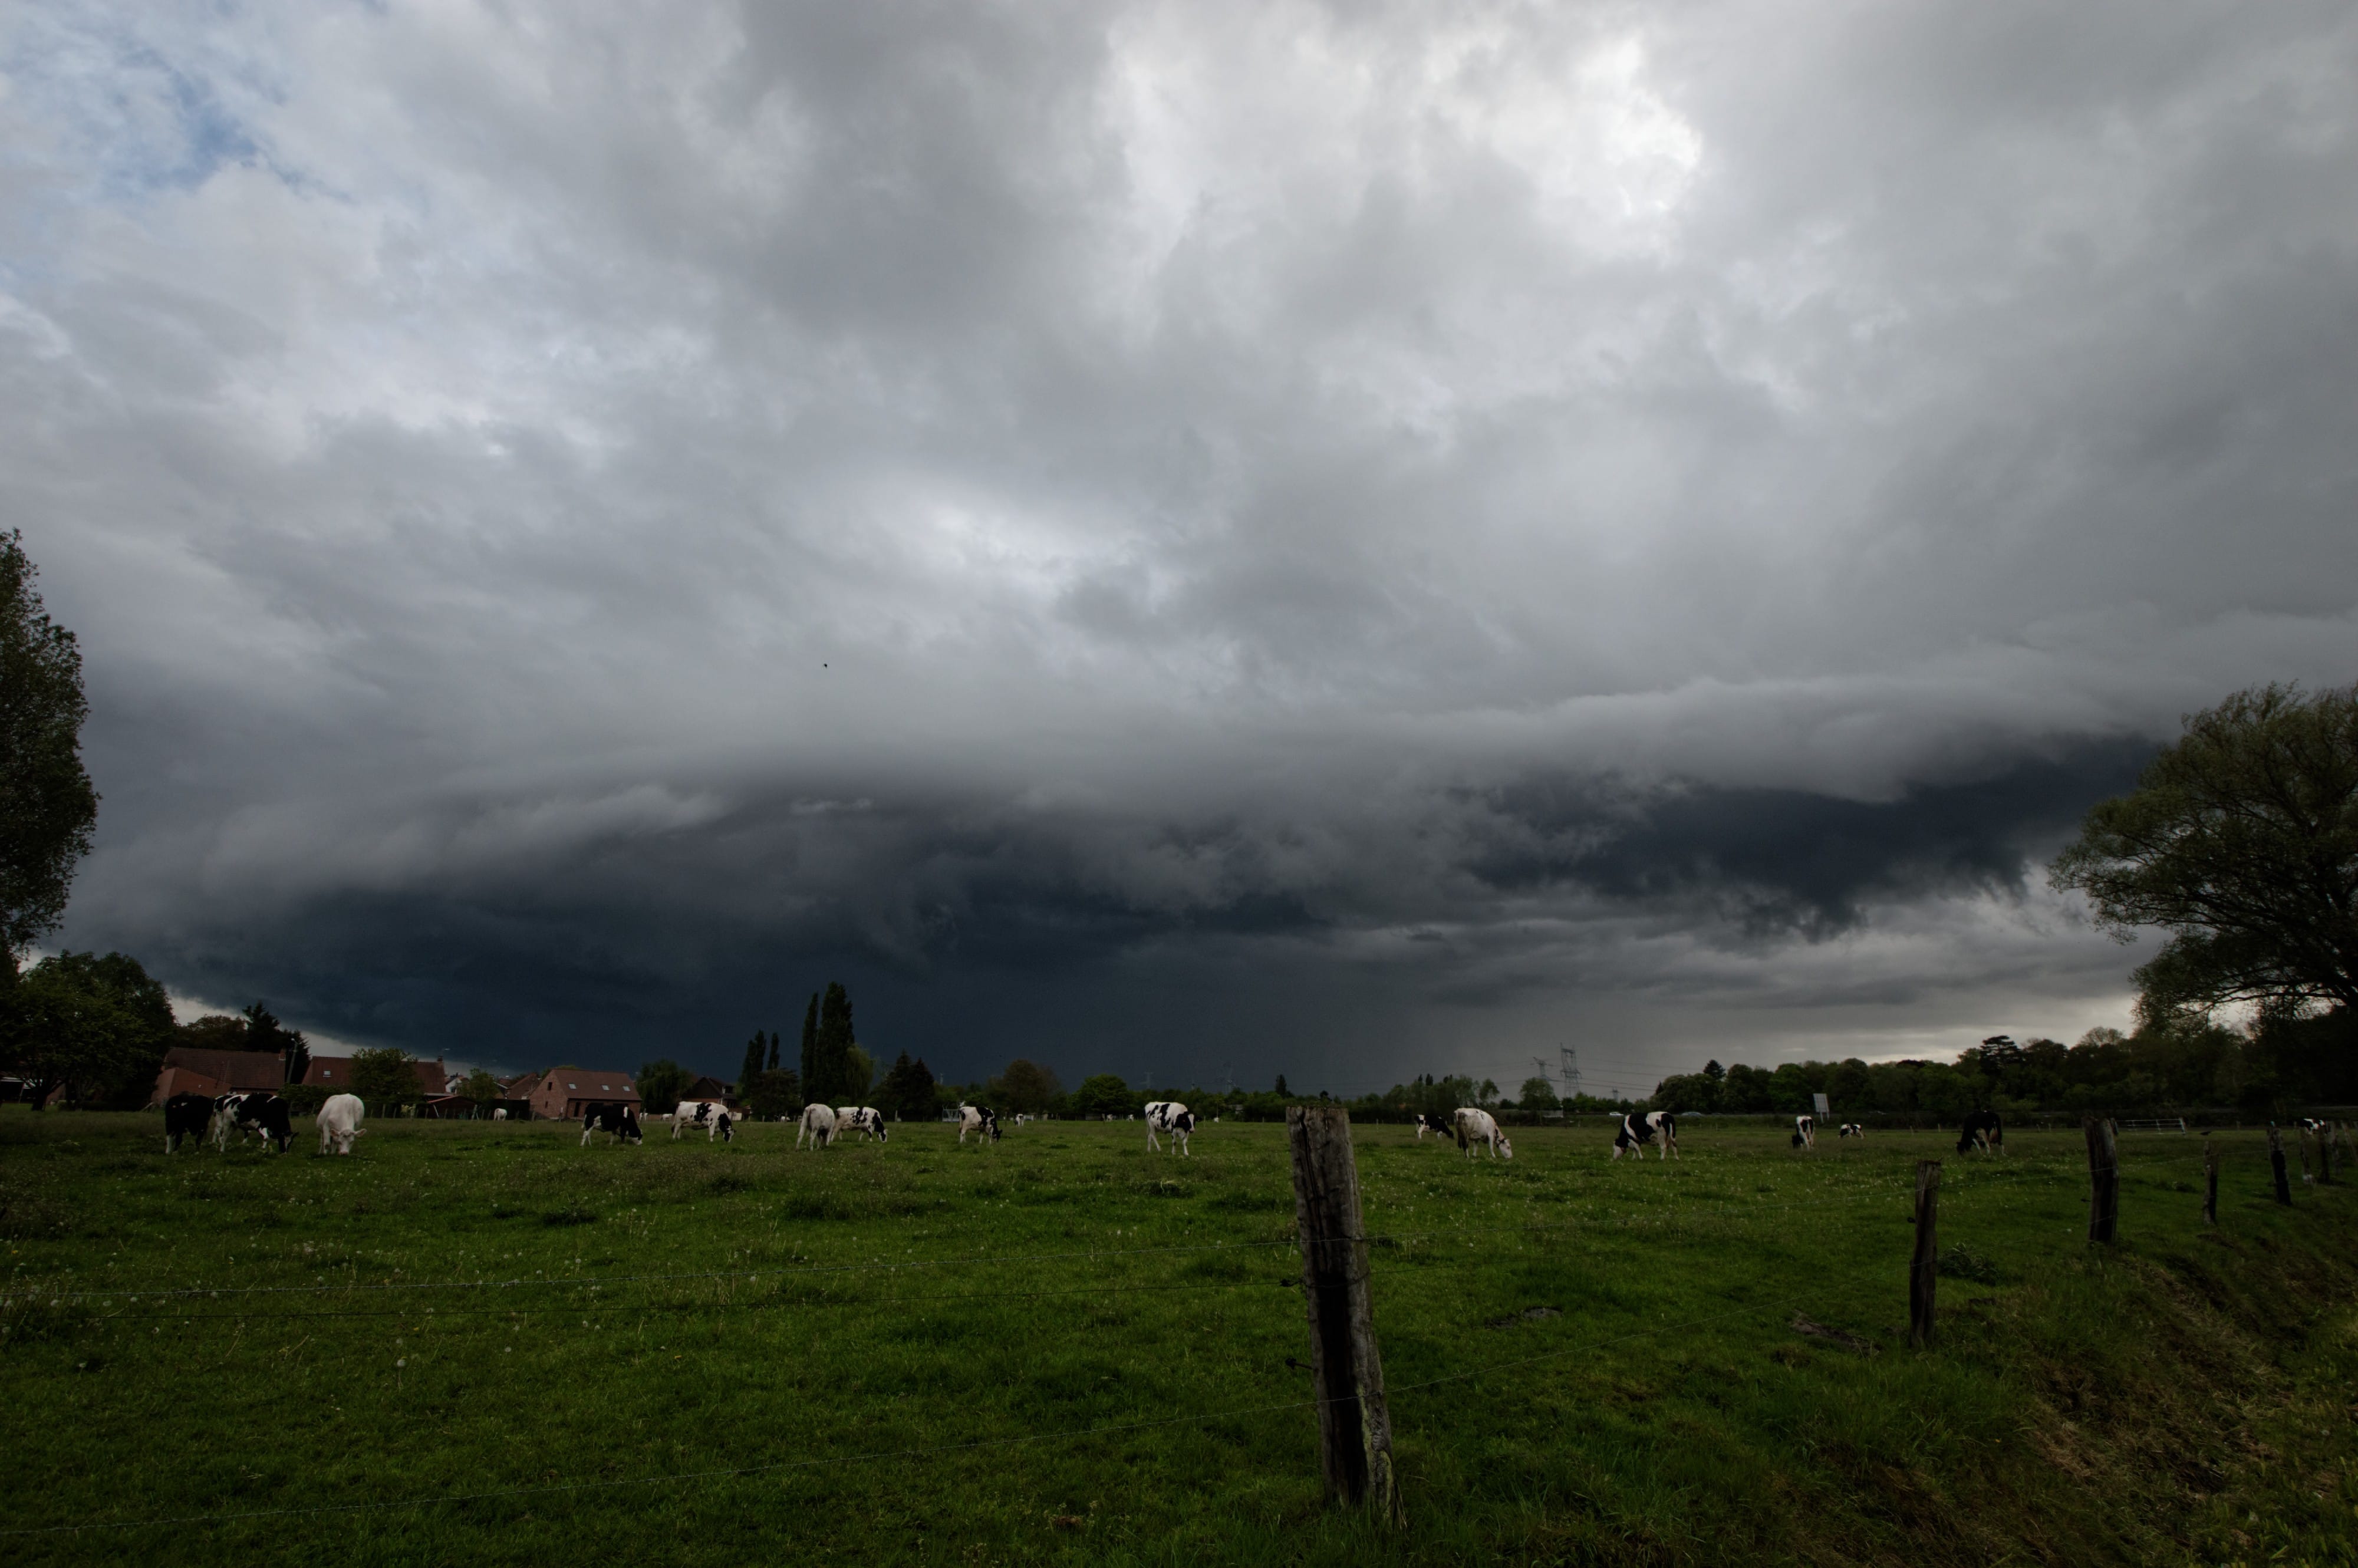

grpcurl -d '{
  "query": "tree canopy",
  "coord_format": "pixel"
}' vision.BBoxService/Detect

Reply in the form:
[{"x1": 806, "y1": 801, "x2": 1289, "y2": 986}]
[
  {"x1": 1, "y1": 950, "x2": 174, "y2": 1106},
  {"x1": 635, "y1": 1058, "x2": 693, "y2": 1114},
  {"x1": 349, "y1": 1047, "x2": 421, "y2": 1108},
  {"x1": 2050, "y1": 683, "x2": 2358, "y2": 1023},
  {"x1": 0, "y1": 531, "x2": 98, "y2": 961}
]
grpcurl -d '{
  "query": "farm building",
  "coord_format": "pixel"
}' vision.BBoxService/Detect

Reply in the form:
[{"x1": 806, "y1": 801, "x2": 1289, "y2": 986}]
[
  {"x1": 150, "y1": 1046, "x2": 294, "y2": 1105},
  {"x1": 518, "y1": 1067, "x2": 642, "y2": 1121},
  {"x1": 299, "y1": 1055, "x2": 448, "y2": 1098}
]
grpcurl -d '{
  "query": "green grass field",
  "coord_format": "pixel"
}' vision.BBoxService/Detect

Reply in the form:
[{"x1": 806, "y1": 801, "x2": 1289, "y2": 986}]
[{"x1": 3, "y1": 1107, "x2": 2353, "y2": 1566}]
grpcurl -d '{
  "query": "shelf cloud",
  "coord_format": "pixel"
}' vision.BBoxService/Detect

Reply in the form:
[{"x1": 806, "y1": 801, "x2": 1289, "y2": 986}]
[{"x1": 11, "y1": 0, "x2": 2354, "y2": 1088}]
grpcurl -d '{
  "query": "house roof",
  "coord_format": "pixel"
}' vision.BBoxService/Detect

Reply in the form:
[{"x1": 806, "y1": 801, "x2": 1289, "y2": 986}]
[
  {"x1": 158, "y1": 1047, "x2": 288, "y2": 1091},
  {"x1": 535, "y1": 1068, "x2": 640, "y2": 1099},
  {"x1": 301, "y1": 1056, "x2": 449, "y2": 1094}
]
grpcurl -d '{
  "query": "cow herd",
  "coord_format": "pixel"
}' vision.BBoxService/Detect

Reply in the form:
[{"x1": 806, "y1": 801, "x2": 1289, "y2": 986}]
[
  {"x1": 161, "y1": 1090, "x2": 366, "y2": 1156},
  {"x1": 159, "y1": 1085, "x2": 2013, "y2": 1167}
]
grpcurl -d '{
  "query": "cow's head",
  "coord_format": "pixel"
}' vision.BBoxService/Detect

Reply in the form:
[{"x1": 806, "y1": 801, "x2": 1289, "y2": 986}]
[{"x1": 1497, "y1": 1134, "x2": 1514, "y2": 1160}]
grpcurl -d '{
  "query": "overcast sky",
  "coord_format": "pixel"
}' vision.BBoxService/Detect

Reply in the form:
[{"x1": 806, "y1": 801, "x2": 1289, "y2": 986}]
[{"x1": 8, "y1": 1, "x2": 2354, "y2": 1093}]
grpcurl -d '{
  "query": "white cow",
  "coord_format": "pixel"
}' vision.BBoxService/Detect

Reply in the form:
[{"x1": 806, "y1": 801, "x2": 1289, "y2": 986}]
[
  {"x1": 1838, "y1": 1123, "x2": 1864, "y2": 1138},
  {"x1": 1792, "y1": 1115, "x2": 1816, "y2": 1149},
  {"x1": 671, "y1": 1099, "x2": 736, "y2": 1142},
  {"x1": 835, "y1": 1107, "x2": 888, "y2": 1144},
  {"x1": 957, "y1": 1104, "x2": 1000, "y2": 1144},
  {"x1": 317, "y1": 1093, "x2": 366, "y2": 1155},
  {"x1": 492, "y1": 1108, "x2": 508, "y2": 1121},
  {"x1": 796, "y1": 1103, "x2": 837, "y2": 1149},
  {"x1": 1453, "y1": 1107, "x2": 1512, "y2": 1161},
  {"x1": 1144, "y1": 1101, "x2": 1194, "y2": 1155}
]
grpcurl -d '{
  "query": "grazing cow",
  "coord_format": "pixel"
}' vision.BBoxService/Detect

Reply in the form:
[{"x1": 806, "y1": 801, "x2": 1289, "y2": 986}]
[
  {"x1": 796, "y1": 1102, "x2": 837, "y2": 1149},
  {"x1": 835, "y1": 1106, "x2": 888, "y2": 1144},
  {"x1": 2298, "y1": 1117, "x2": 2327, "y2": 1136},
  {"x1": 1412, "y1": 1114, "x2": 1447, "y2": 1141},
  {"x1": 163, "y1": 1092, "x2": 214, "y2": 1153},
  {"x1": 1838, "y1": 1123, "x2": 1865, "y2": 1139},
  {"x1": 492, "y1": 1108, "x2": 508, "y2": 1121},
  {"x1": 957, "y1": 1104, "x2": 1000, "y2": 1145},
  {"x1": 1144, "y1": 1101, "x2": 1195, "y2": 1155},
  {"x1": 213, "y1": 1092, "x2": 294, "y2": 1154},
  {"x1": 580, "y1": 1103, "x2": 643, "y2": 1146},
  {"x1": 1453, "y1": 1107, "x2": 1513, "y2": 1161},
  {"x1": 1612, "y1": 1111, "x2": 1679, "y2": 1161},
  {"x1": 1791, "y1": 1115, "x2": 1816, "y2": 1149},
  {"x1": 208, "y1": 1092, "x2": 253, "y2": 1151},
  {"x1": 671, "y1": 1100, "x2": 736, "y2": 1142},
  {"x1": 317, "y1": 1093, "x2": 365, "y2": 1155},
  {"x1": 1957, "y1": 1110, "x2": 2004, "y2": 1156}
]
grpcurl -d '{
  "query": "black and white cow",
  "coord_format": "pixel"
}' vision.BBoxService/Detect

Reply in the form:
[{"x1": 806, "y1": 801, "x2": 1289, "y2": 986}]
[
  {"x1": 214, "y1": 1092, "x2": 294, "y2": 1153},
  {"x1": 1412, "y1": 1114, "x2": 1447, "y2": 1141},
  {"x1": 1144, "y1": 1101, "x2": 1194, "y2": 1155},
  {"x1": 1791, "y1": 1115, "x2": 1816, "y2": 1149},
  {"x1": 1837, "y1": 1123, "x2": 1865, "y2": 1138},
  {"x1": 1453, "y1": 1107, "x2": 1512, "y2": 1161},
  {"x1": 580, "y1": 1103, "x2": 643, "y2": 1146},
  {"x1": 957, "y1": 1104, "x2": 1000, "y2": 1145},
  {"x1": 671, "y1": 1099, "x2": 735, "y2": 1142},
  {"x1": 317, "y1": 1092, "x2": 365, "y2": 1155},
  {"x1": 1957, "y1": 1109, "x2": 2004, "y2": 1155},
  {"x1": 835, "y1": 1106, "x2": 888, "y2": 1144},
  {"x1": 163, "y1": 1092, "x2": 214, "y2": 1152},
  {"x1": 1612, "y1": 1111, "x2": 1678, "y2": 1161}
]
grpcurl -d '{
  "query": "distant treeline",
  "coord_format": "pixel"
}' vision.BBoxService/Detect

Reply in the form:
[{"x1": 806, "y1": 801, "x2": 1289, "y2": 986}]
[{"x1": 1647, "y1": 1016, "x2": 2358, "y2": 1120}]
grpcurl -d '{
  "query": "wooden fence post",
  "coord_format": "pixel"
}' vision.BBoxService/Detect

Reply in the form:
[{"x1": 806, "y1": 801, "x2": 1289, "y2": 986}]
[
  {"x1": 2321, "y1": 1121, "x2": 2338, "y2": 1185},
  {"x1": 1908, "y1": 1160, "x2": 1940, "y2": 1348},
  {"x1": 1287, "y1": 1105, "x2": 1404, "y2": 1527},
  {"x1": 2084, "y1": 1116, "x2": 2119, "y2": 1244},
  {"x1": 2202, "y1": 1134, "x2": 2218, "y2": 1226},
  {"x1": 2267, "y1": 1124, "x2": 2292, "y2": 1205}
]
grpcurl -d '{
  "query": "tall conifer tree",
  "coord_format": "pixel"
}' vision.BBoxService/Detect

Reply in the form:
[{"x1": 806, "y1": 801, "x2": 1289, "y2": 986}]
[{"x1": 798, "y1": 993, "x2": 821, "y2": 1100}]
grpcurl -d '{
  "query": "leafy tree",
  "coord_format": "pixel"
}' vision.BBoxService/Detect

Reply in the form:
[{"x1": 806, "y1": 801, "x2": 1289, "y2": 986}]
[
  {"x1": 2051, "y1": 682, "x2": 2358, "y2": 1023},
  {"x1": 1070, "y1": 1073, "x2": 1135, "y2": 1118},
  {"x1": 841, "y1": 1044, "x2": 875, "y2": 1103},
  {"x1": 241, "y1": 1001, "x2": 308, "y2": 1080},
  {"x1": 1273, "y1": 1073, "x2": 1289, "y2": 1096},
  {"x1": 460, "y1": 1068, "x2": 501, "y2": 1109},
  {"x1": 177, "y1": 1014, "x2": 249, "y2": 1051},
  {"x1": 875, "y1": 1052, "x2": 937, "y2": 1121},
  {"x1": 738, "y1": 1032, "x2": 767, "y2": 1094},
  {"x1": 766, "y1": 1030, "x2": 781, "y2": 1072},
  {"x1": 988, "y1": 1058, "x2": 1062, "y2": 1116},
  {"x1": 350, "y1": 1047, "x2": 421, "y2": 1112},
  {"x1": 636, "y1": 1058, "x2": 693, "y2": 1114},
  {"x1": 743, "y1": 1067, "x2": 802, "y2": 1122},
  {"x1": 2, "y1": 950, "x2": 174, "y2": 1106},
  {"x1": 0, "y1": 531, "x2": 98, "y2": 963},
  {"x1": 1516, "y1": 1076, "x2": 1558, "y2": 1111}
]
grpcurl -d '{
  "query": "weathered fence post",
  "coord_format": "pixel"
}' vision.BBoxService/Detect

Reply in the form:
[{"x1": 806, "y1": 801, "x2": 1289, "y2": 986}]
[
  {"x1": 2267, "y1": 1124, "x2": 2291, "y2": 1205},
  {"x1": 2321, "y1": 1121, "x2": 2338, "y2": 1185},
  {"x1": 2084, "y1": 1116, "x2": 2119, "y2": 1244},
  {"x1": 1908, "y1": 1160, "x2": 1940, "y2": 1348},
  {"x1": 1286, "y1": 1105, "x2": 1403, "y2": 1527},
  {"x1": 2202, "y1": 1134, "x2": 2218, "y2": 1226}
]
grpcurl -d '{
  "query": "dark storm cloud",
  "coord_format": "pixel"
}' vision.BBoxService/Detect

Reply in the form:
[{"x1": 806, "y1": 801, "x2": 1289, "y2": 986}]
[{"x1": 6, "y1": 1, "x2": 2354, "y2": 1085}]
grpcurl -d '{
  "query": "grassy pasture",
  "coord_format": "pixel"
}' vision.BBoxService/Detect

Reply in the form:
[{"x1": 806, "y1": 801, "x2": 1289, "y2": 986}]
[{"x1": 2, "y1": 1108, "x2": 2354, "y2": 1566}]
